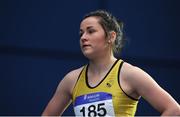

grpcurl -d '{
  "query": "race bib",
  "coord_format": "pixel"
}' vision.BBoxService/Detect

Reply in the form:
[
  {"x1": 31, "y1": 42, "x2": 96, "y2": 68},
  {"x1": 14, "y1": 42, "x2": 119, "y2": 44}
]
[{"x1": 74, "y1": 92, "x2": 115, "y2": 117}]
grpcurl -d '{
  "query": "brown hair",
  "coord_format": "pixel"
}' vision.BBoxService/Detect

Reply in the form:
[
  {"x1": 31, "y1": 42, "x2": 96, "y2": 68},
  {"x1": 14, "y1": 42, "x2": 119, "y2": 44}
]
[{"x1": 83, "y1": 10, "x2": 125, "y2": 54}]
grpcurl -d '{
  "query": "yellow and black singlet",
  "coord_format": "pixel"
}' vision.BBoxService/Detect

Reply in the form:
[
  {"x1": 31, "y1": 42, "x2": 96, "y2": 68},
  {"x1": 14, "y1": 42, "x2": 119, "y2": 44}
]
[{"x1": 72, "y1": 59, "x2": 138, "y2": 116}]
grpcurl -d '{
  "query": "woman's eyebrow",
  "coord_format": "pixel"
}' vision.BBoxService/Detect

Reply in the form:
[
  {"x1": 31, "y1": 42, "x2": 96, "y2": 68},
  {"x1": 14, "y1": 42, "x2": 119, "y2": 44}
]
[{"x1": 80, "y1": 26, "x2": 94, "y2": 31}]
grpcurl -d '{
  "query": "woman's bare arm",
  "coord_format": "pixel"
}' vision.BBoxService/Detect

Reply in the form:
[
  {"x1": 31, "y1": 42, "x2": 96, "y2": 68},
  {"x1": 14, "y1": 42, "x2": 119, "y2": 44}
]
[
  {"x1": 42, "y1": 68, "x2": 82, "y2": 116},
  {"x1": 121, "y1": 62, "x2": 180, "y2": 116}
]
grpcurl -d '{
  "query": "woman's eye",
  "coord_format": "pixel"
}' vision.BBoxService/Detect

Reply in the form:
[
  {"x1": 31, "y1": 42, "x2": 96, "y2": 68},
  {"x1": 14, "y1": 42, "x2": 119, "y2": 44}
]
[
  {"x1": 79, "y1": 29, "x2": 95, "y2": 37},
  {"x1": 79, "y1": 32, "x2": 83, "y2": 37},
  {"x1": 88, "y1": 29, "x2": 95, "y2": 34}
]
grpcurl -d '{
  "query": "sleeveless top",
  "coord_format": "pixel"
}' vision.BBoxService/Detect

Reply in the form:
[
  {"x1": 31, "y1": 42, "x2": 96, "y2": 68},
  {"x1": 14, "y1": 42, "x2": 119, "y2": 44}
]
[{"x1": 72, "y1": 59, "x2": 138, "y2": 116}]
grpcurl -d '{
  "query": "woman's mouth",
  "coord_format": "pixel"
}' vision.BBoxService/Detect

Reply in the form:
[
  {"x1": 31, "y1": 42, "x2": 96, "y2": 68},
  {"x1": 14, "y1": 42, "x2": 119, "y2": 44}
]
[{"x1": 82, "y1": 44, "x2": 91, "y2": 48}]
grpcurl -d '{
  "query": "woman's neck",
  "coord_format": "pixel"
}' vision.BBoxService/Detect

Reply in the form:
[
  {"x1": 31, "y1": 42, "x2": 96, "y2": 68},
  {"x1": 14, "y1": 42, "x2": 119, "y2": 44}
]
[{"x1": 88, "y1": 55, "x2": 117, "y2": 75}]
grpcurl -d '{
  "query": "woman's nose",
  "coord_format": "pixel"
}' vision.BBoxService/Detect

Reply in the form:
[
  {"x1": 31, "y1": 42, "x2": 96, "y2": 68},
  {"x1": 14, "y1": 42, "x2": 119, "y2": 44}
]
[{"x1": 80, "y1": 33, "x2": 88, "y2": 42}]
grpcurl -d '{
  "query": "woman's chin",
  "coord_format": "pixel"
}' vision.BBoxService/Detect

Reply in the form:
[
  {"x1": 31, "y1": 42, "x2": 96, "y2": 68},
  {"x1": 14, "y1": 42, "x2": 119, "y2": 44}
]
[{"x1": 82, "y1": 52, "x2": 94, "y2": 59}]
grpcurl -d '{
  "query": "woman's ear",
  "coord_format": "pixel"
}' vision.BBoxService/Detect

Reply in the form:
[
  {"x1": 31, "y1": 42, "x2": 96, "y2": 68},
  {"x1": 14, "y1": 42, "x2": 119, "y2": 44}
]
[{"x1": 110, "y1": 31, "x2": 116, "y2": 43}]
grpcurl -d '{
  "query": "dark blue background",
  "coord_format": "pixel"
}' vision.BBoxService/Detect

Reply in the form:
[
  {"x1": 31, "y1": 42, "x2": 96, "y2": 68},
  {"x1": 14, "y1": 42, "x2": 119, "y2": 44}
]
[{"x1": 0, "y1": 0, "x2": 179, "y2": 116}]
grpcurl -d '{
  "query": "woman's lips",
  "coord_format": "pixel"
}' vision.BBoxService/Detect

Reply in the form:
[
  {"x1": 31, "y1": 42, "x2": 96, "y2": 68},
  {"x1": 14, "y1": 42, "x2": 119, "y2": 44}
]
[{"x1": 82, "y1": 44, "x2": 91, "y2": 48}]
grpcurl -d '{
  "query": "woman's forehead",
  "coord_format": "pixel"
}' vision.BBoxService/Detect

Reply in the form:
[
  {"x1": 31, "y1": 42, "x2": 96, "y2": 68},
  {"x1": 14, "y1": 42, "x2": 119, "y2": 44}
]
[{"x1": 80, "y1": 17, "x2": 101, "y2": 28}]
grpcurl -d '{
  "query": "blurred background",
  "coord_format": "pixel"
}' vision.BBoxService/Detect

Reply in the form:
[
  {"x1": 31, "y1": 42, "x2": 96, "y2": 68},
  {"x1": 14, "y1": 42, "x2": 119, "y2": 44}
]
[{"x1": 0, "y1": 0, "x2": 180, "y2": 116}]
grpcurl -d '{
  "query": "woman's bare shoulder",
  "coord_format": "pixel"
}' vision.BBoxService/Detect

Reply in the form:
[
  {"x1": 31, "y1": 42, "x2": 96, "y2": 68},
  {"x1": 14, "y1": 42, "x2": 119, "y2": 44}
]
[
  {"x1": 55, "y1": 66, "x2": 85, "y2": 96},
  {"x1": 59, "y1": 66, "x2": 85, "y2": 90},
  {"x1": 64, "y1": 66, "x2": 84, "y2": 81},
  {"x1": 121, "y1": 61, "x2": 146, "y2": 78},
  {"x1": 120, "y1": 61, "x2": 143, "y2": 98}
]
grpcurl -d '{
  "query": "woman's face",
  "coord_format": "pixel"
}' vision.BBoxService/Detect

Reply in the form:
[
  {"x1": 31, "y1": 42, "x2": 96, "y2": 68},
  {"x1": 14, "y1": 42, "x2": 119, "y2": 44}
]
[{"x1": 79, "y1": 16, "x2": 110, "y2": 59}]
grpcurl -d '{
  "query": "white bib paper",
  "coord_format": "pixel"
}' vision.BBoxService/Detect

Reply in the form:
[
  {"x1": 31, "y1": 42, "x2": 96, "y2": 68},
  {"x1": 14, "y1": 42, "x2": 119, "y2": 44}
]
[{"x1": 74, "y1": 92, "x2": 115, "y2": 117}]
